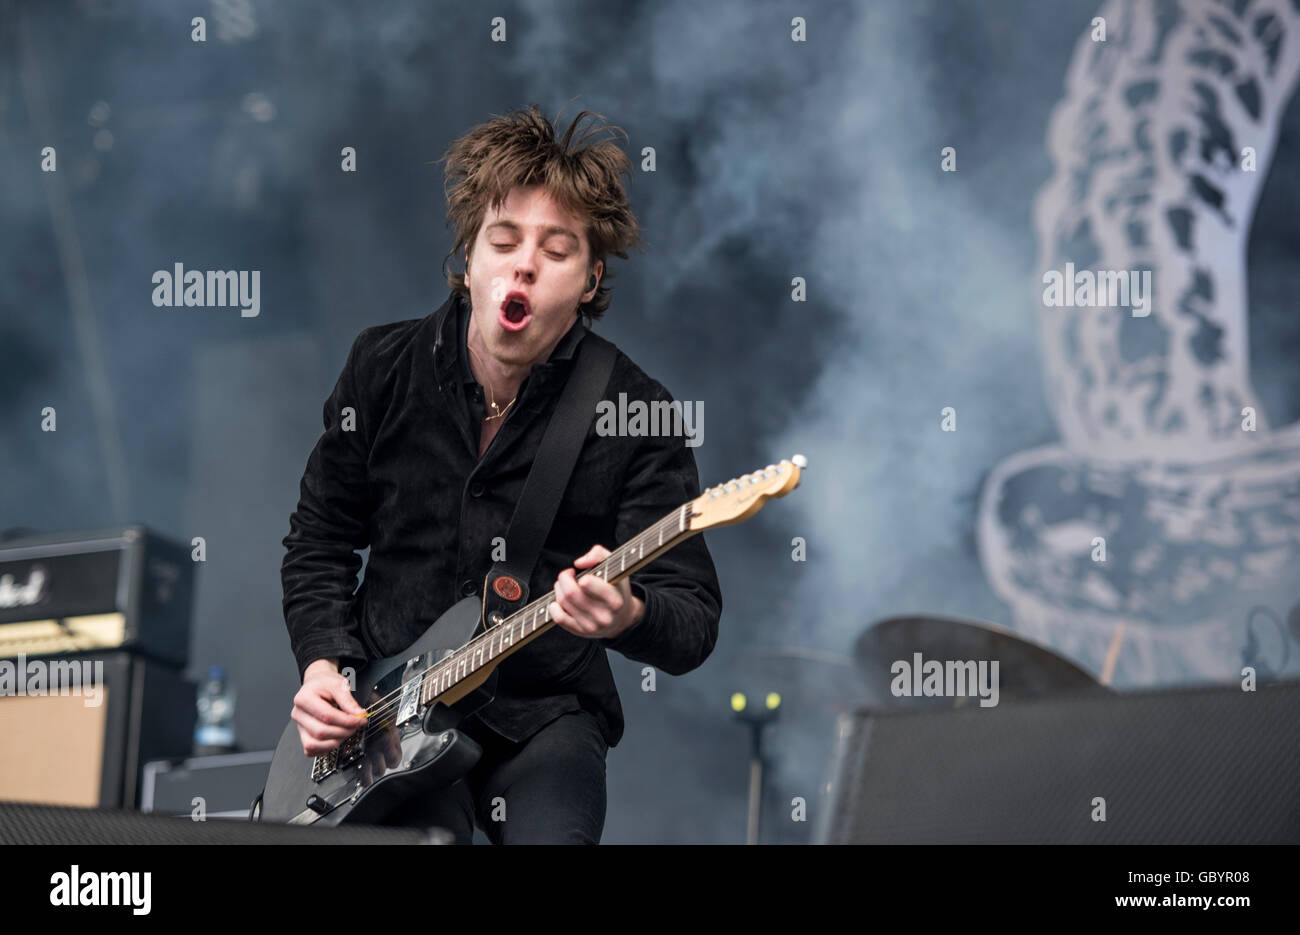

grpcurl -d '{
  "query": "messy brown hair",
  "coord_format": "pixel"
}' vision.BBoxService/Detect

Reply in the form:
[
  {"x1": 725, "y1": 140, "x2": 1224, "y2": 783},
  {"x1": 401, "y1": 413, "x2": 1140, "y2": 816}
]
[{"x1": 438, "y1": 104, "x2": 644, "y2": 324}]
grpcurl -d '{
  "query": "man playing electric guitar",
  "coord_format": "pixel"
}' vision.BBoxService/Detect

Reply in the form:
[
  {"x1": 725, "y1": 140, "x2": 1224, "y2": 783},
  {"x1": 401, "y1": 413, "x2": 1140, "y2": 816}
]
[{"x1": 280, "y1": 105, "x2": 723, "y2": 844}]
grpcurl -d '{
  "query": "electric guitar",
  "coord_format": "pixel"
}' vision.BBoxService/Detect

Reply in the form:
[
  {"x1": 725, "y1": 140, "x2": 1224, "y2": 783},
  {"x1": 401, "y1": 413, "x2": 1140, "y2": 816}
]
[{"x1": 256, "y1": 455, "x2": 806, "y2": 826}]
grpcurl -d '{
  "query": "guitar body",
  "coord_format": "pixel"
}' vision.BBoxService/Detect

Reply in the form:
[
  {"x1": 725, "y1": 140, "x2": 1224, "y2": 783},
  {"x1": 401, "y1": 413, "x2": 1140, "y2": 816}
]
[{"x1": 259, "y1": 596, "x2": 496, "y2": 826}]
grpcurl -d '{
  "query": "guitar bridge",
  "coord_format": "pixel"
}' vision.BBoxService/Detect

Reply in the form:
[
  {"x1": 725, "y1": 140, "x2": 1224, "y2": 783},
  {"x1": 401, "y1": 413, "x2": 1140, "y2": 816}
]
[
  {"x1": 311, "y1": 749, "x2": 338, "y2": 782},
  {"x1": 310, "y1": 731, "x2": 365, "y2": 782}
]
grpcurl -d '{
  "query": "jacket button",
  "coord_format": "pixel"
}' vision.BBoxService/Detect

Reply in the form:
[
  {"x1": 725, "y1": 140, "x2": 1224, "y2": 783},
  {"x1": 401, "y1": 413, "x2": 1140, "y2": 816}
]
[
  {"x1": 470, "y1": 482, "x2": 485, "y2": 498},
  {"x1": 461, "y1": 579, "x2": 476, "y2": 596}
]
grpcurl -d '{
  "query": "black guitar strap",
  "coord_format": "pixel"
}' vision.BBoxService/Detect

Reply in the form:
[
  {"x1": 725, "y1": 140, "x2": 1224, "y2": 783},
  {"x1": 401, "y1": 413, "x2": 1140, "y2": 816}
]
[{"x1": 479, "y1": 330, "x2": 617, "y2": 630}]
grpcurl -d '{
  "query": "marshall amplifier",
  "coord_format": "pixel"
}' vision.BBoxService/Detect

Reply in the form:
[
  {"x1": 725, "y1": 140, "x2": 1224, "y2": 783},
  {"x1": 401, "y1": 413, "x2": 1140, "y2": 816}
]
[
  {"x1": 0, "y1": 650, "x2": 195, "y2": 809},
  {"x1": 0, "y1": 526, "x2": 194, "y2": 669}
]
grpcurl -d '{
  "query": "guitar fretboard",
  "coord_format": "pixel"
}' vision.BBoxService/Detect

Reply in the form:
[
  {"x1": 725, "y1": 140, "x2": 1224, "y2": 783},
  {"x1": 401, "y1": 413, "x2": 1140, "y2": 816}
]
[{"x1": 416, "y1": 503, "x2": 693, "y2": 705}]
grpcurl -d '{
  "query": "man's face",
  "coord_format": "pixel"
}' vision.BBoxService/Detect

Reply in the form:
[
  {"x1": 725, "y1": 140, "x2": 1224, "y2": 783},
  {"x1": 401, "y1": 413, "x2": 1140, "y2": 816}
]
[{"x1": 465, "y1": 184, "x2": 602, "y2": 368}]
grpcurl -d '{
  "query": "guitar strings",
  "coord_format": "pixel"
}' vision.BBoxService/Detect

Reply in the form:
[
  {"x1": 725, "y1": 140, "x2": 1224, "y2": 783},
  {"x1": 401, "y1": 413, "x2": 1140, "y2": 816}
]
[
  {"x1": 350, "y1": 511, "x2": 676, "y2": 718},
  {"x1": 337, "y1": 511, "x2": 684, "y2": 748},
  {"x1": 350, "y1": 566, "x2": 640, "y2": 744},
  {"x1": 352, "y1": 512, "x2": 679, "y2": 744}
]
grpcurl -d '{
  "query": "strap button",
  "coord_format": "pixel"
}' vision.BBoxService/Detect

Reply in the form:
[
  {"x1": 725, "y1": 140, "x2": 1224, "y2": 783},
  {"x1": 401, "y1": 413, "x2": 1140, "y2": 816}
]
[{"x1": 461, "y1": 580, "x2": 476, "y2": 596}]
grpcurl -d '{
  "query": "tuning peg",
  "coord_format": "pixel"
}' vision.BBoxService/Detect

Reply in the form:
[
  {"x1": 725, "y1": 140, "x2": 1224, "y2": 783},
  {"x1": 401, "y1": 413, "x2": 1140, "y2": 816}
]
[{"x1": 792, "y1": 454, "x2": 807, "y2": 469}]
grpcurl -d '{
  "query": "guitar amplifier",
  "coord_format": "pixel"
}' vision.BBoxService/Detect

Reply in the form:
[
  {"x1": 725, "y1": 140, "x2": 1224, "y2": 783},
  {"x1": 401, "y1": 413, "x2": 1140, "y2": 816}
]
[
  {"x1": 0, "y1": 650, "x2": 196, "y2": 809},
  {"x1": 0, "y1": 526, "x2": 194, "y2": 668}
]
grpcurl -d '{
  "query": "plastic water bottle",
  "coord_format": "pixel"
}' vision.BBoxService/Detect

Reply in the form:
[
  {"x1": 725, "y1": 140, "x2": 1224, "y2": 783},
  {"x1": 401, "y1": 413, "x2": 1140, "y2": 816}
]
[{"x1": 194, "y1": 665, "x2": 237, "y2": 755}]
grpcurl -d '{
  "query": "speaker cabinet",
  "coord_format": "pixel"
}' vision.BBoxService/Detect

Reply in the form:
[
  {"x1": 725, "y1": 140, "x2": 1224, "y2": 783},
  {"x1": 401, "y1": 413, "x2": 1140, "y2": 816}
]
[
  {"x1": 0, "y1": 801, "x2": 449, "y2": 844},
  {"x1": 0, "y1": 651, "x2": 195, "y2": 809},
  {"x1": 817, "y1": 680, "x2": 1300, "y2": 844}
]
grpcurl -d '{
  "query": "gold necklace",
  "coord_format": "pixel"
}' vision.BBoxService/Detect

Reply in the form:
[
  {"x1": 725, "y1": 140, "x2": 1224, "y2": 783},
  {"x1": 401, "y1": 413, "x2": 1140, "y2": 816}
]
[{"x1": 466, "y1": 343, "x2": 518, "y2": 422}]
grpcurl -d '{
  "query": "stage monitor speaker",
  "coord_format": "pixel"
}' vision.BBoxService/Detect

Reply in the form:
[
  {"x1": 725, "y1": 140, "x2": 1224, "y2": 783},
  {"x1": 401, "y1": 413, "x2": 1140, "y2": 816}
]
[
  {"x1": 817, "y1": 679, "x2": 1300, "y2": 844},
  {"x1": 140, "y1": 750, "x2": 273, "y2": 818},
  {"x1": 0, "y1": 801, "x2": 449, "y2": 844},
  {"x1": 0, "y1": 651, "x2": 195, "y2": 809}
]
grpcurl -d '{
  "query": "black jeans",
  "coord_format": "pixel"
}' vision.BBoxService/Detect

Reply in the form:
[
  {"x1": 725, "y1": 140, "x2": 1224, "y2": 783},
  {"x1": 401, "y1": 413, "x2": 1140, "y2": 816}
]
[{"x1": 379, "y1": 709, "x2": 608, "y2": 844}]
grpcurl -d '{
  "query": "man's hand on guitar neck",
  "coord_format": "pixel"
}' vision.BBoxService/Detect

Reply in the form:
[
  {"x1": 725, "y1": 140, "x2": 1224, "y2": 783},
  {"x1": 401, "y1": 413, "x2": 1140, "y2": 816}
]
[
  {"x1": 549, "y1": 544, "x2": 645, "y2": 641},
  {"x1": 292, "y1": 658, "x2": 396, "y2": 767}
]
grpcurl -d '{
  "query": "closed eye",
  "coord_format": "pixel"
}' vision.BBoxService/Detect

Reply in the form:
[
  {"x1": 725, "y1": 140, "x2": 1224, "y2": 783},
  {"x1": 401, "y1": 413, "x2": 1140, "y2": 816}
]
[{"x1": 492, "y1": 243, "x2": 569, "y2": 260}]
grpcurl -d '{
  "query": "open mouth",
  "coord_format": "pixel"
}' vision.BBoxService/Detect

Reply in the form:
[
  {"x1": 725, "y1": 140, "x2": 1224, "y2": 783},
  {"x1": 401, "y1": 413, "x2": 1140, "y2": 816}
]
[{"x1": 499, "y1": 292, "x2": 533, "y2": 332}]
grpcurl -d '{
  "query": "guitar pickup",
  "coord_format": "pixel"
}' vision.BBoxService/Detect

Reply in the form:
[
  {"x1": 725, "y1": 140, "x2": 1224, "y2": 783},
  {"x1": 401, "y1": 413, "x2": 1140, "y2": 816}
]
[
  {"x1": 337, "y1": 731, "x2": 364, "y2": 767},
  {"x1": 310, "y1": 730, "x2": 363, "y2": 782}
]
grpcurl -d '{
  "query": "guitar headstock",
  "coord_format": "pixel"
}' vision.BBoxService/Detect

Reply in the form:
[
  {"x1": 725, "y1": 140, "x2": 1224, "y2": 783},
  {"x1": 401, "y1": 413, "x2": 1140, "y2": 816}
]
[{"x1": 688, "y1": 455, "x2": 806, "y2": 531}]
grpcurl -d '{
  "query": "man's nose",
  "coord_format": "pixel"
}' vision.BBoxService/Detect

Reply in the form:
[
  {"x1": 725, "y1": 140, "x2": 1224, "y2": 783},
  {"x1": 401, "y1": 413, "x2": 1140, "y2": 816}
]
[{"x1": 513, "y1": 243, "x2": 539, "y2": 281}]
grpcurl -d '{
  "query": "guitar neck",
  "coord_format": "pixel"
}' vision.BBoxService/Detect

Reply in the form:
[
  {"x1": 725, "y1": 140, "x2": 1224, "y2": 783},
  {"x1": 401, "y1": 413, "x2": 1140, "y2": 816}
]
[{"x1": 417, "y1": 504, "x2": 696, "y2": 705}]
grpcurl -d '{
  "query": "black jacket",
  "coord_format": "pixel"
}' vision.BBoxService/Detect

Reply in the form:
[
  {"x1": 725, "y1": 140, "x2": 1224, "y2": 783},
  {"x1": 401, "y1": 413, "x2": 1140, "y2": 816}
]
[{"x1": 280, "y1": 290, "x2": 723, "y2": 748}]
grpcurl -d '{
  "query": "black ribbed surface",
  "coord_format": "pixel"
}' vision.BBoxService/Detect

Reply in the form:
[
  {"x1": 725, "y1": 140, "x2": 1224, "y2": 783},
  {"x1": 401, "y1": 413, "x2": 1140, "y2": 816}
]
[
  {"x1": 821, "y1": 680, "x2": 1300, "y2": 844},
  {"x1": 0, "y1": 802, "x2": 450, "y2": 844}
]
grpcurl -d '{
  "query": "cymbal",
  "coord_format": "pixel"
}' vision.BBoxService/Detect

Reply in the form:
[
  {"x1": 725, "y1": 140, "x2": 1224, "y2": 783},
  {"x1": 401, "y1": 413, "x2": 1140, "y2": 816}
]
[{"x1": 853, "y1": 614, "x2": 1104, "y2": 709}]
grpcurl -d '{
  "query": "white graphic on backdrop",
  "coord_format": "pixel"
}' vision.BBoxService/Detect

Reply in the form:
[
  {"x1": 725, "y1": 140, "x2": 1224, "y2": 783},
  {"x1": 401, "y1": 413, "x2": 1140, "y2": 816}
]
[{"x1": 977, "y1": 0, "x2": 1300, "y2": 684}]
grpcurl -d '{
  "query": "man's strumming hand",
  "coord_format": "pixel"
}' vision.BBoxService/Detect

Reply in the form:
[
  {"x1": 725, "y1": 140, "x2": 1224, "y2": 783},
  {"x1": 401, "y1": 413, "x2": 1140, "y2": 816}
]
[
  {"x1": 291, "y1": 658, "x2": 399, "y2": 776},
  {"x1": 549, "y1": 544, "x2": 645, "y2": 641}
]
